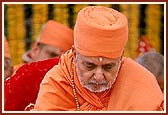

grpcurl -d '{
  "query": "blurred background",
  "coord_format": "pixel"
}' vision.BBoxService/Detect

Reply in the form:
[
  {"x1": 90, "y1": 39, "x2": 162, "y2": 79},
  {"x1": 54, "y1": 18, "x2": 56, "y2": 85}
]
[{"x1": 3, "y1": 3, "x2": 165, "y2": 66}]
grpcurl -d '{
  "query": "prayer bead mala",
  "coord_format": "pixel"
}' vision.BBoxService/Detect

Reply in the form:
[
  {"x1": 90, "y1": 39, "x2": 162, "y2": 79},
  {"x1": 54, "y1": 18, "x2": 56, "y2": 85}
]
[{"x1": 71, "y1": 59, "x2": 80, "y2": 111}]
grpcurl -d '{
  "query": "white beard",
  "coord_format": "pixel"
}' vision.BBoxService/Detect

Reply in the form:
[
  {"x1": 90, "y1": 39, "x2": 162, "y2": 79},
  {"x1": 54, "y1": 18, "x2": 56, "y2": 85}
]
[{"x1": 75, "y1": 62, "x2": 121, "y2": 93}]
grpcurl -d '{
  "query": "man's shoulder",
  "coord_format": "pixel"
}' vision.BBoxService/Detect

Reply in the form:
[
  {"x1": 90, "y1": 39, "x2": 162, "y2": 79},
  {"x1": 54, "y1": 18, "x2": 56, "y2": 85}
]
[
  {"x1": 121, "y1": 57, "x2": 153, "y2": 74},
  {"x1": 120, "y1": 57, "x2": 157, "y2": 83},
  {"x1": 112, "y1": 57, "x2": 163, "y2": 110}
]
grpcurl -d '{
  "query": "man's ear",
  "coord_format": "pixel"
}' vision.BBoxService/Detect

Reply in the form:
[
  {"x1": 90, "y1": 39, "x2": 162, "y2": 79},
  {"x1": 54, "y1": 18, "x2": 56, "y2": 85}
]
[
  {"x1": 72, "y1": 46, "x2": 78, "y2": 63},
  {"x1": 30, "y1": 44, "x2": 40, "y2": 59},
  {"x1": 31, "y1": 42, "x2": 39, "y2": 52},
  {"x1": 72, "y1": 45, "x2": 76, "y2": 57}
]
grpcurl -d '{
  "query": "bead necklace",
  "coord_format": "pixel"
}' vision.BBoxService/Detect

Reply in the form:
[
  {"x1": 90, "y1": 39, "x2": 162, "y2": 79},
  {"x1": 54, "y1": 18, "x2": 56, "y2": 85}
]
[{"x1": 71, "y1": 59, "x2": 80, "y2": 111}]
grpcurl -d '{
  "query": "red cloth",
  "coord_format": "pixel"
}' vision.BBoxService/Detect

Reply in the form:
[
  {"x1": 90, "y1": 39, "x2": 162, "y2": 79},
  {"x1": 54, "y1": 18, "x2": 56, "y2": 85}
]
[{"x1": 4, "y1": 57, "x2": 59, "y2": 111}]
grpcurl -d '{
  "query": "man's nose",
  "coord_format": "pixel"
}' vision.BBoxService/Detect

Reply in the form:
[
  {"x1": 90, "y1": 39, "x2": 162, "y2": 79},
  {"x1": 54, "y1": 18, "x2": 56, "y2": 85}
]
[{"x1": 93, "y1": 68, "x2": 104, "y2": 82}]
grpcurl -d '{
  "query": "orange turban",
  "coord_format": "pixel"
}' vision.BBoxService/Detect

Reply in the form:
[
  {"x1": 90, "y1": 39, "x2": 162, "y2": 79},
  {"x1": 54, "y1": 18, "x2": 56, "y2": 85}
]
[
  {"x1": 74, "y1": 6, "x2": 128, "y2": 58},
  {"x1": 4, "y1": 37, "x2": 10, "y2": 58},
  {"x1": 39, "y1": 20, "x2": 74, "y2": 52}
]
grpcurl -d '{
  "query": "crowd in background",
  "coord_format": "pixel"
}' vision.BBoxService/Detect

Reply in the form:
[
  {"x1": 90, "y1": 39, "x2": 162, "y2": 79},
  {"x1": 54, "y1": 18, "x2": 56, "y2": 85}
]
[{"x1": 4, "y1": 3, "x2": 164, "y2": 66}]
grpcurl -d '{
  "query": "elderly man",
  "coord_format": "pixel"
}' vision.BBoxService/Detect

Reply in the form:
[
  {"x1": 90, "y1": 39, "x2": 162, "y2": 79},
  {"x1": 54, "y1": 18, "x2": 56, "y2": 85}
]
[
  {"x1": 4, "y1": 20, "x2": 74, "y2": 111},
  {"x1": 26, "y1": 20, "x2": 74, "y2": 62},
  {"x1": 33, "y1": 6, "x2": 163, "y2": 111},
  {"x1": 14, "y1": 20, "x2": 74, "y2": 70}
]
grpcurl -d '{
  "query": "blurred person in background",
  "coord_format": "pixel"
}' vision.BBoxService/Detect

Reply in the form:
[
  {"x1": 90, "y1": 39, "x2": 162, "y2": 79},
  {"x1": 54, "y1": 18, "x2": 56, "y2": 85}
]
[
  {"x1": 14, "y1": 20, "x2": 74, "y2": 71},
  {"x1": 4, "y1": 20, "x2": 74, "y2": 111},
  {"x1": 27, "y1": 20, "x2": 73, "y2": 62},
  {"x1": 136, "y1": 51, "x2": 164, "y2": 92},
  {"x1": 4, "y1": 36, "x2": 13, "y2": 80}
]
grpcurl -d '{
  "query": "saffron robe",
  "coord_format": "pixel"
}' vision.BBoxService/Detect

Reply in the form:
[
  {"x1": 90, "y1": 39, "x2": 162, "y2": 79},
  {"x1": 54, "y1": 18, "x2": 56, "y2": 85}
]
[{"x1": 34, "y1": 50, "x2": 164, "y2": 111}]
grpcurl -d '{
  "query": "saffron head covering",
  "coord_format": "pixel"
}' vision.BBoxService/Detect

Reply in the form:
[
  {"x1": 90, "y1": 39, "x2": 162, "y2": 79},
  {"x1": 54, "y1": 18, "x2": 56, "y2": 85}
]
[
  {"x1": 4, "y1": 37, "x2": 10, "y2": 58},
  {"x1": 39, "y1": 20, "x2": 74, "y2": 52},
  {"x1": 74, "y1": 6, "x2": 128, "y2": 58}
]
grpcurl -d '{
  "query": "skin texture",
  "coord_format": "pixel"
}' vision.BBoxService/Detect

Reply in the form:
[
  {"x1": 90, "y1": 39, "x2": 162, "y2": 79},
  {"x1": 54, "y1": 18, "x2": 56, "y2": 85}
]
[
  {"x1": 74, "y1": 51, "x2": 122, "y2": 93},
  {"x1": 31, "y1": 44, "x2": 63, "y2": 62}
]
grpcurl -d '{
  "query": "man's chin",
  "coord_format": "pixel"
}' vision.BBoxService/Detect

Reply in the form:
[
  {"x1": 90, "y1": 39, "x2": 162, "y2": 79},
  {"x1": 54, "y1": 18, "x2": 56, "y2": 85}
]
[{"x1": 83, "y1": 84, "x2": 109, "y2": 93}]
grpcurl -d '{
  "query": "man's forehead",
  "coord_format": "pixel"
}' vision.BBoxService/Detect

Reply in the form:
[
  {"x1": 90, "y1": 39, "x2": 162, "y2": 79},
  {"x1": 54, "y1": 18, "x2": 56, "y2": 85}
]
[
  {"x1": 44, "y1": 45, "x2": 62, "y2": 52},
  {"x1": 76, "y1": 52, "x2": 120, "y2": 63}
]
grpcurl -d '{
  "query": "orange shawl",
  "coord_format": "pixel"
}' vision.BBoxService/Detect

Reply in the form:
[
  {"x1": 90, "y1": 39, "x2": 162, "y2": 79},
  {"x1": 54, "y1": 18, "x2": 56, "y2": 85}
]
[{"x1": 33, "y1": 49, "x2": 163, "y2": 111}]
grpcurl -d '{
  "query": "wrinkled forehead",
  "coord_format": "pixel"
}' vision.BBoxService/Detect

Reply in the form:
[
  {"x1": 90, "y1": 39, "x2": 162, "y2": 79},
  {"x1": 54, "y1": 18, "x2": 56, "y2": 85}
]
[{"x1": 75, "y1": 50, "x2": 121, "y2": 64}]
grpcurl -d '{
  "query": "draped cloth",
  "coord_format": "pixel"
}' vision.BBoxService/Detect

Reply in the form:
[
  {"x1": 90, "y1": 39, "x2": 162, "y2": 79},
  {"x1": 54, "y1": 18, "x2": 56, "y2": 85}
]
[
  {"x1": 4, "y1": 58, "x2": 59, "y2": 111},
  {"x1": 33, "y1": 49, "x2": 164, "y2": 111},
  {"x1": 74, "y1": 6, "x2": 128, "y2": 58}
]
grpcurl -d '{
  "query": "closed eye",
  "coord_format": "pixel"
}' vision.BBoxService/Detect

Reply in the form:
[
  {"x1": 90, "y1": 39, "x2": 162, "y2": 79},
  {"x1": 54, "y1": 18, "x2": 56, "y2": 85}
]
[
  {"x1": 102, "y1": 63, "x2": 115, "y2": 71},
  {"x1": 84, "y1": 62, "x2": 97, "y2": 70}
]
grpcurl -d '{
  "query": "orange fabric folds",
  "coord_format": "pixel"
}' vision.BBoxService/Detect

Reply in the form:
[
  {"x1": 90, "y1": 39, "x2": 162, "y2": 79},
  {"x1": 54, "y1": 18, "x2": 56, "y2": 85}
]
[
  {"x1": 74, "y1": 6, "x2": 128, "y2": 58},
  {"x1": 4, "y1": 37, "x2": 10, "y2": 58},
  {"x1": 33, "y1": 50, "x2": 164, "y2": 111},
  {"x1": 39, "y1": 20, "x2": 74, "y2": 52},
  {"x1": 33, "y1": 50, "x2": 111, "y2": 110}
]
